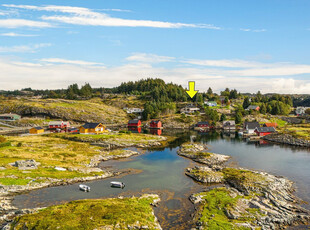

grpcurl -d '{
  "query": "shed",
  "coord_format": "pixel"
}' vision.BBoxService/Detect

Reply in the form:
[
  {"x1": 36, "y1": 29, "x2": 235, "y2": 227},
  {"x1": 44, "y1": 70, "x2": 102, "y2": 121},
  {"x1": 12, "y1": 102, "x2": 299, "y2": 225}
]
[
  {"x1": 196, "y1": 121, "x2": 210, "y2": 128},
  {"x1": 29, "y1": 127, "x2": 44, "y2": 134}
]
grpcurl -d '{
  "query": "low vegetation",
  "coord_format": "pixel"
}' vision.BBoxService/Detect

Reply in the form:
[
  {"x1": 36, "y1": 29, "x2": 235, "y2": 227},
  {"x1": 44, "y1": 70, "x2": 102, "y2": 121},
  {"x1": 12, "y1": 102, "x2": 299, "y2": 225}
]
[
  {"x1": 0, "y1": 135, "x2": 106, "y2": 185},
  {"x1": 11, "y1": 196, "x2": 160, "y2": 229}
]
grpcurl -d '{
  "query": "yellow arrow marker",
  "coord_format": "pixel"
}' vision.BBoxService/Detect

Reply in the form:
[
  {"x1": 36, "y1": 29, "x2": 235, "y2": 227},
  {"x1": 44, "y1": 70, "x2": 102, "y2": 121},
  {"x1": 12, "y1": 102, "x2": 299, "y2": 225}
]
[{"x1": 186, "y1": 81, "x2": 198, "y2": 98}]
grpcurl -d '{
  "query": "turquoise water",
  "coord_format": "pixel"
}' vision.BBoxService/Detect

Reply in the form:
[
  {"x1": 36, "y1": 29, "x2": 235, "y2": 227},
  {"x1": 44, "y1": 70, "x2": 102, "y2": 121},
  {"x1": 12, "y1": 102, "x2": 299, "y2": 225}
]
[{"x1": 13, "y1": 131, "x2": 310, "y2": 229}]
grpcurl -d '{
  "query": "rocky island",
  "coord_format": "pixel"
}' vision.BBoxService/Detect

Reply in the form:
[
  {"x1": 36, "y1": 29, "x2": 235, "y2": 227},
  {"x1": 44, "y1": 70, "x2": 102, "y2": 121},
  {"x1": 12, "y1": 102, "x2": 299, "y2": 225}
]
[{"x1": 178, "y1": 143, "x2": 310, "y2": 229}]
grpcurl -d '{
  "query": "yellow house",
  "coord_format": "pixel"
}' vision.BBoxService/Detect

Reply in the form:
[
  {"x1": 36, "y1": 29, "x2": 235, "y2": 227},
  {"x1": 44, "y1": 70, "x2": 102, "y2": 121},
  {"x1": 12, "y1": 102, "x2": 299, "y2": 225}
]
[
  {"x1": 29, "y1": 127, "x2": 44, "y2": 134},
  {"x1": 79, "y1": 123, "x2": 106, "y2": 134}
]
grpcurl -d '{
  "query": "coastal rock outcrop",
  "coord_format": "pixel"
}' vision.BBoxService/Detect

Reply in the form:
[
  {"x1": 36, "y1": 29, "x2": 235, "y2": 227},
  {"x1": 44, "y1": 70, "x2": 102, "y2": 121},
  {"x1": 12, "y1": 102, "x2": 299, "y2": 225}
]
[{"x1": 263, "y1": 133, "x2": 310, "y2": 148}]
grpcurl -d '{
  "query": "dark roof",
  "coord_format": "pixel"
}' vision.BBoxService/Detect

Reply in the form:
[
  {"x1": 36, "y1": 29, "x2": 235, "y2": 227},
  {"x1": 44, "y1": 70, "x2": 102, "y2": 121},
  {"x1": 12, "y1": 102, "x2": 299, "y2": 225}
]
[
  {"x1": 197, "y1": 121, "x2": 210, "y2": 125},
  {"x1": 150, "y1": 120, "x2": 161, "y2": 124},
  {"x1": 33, "y1": 126, "x2": 43, "y2": 130},
  {"x1": 128, "y1": 119, "x2": 141, "y2": 124},
  {"x1": 255, "y1": 127, "x2": 276, "y2": 133},
  {"x1": 223, "y1": 120, "x2": 235, "y2": 126},
  {"x1": 82, "y1": 123, "x2": 101, "y2": 129},
  {"x1": 244, "y1": 122, "x2": 260, "y2": 130}
]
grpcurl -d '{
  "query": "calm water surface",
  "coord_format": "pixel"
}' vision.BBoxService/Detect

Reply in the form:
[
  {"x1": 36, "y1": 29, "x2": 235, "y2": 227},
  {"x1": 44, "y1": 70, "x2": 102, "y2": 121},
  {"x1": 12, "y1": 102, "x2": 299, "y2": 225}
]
[{"x1": 13, "y1": 131, "x2": 310, "y2": 229}]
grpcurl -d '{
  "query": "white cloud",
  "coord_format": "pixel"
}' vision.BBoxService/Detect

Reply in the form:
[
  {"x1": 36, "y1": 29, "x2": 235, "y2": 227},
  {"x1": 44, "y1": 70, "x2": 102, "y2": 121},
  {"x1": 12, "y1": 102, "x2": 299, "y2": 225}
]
[
  {"x1": 183, "y1": 59, "x2": 263, "y2": 68},
  {"x1": 0, "y1": 19, "x2": 52, "y2": 28},
  {"x1": 3, "y1": 4, "x2": 220, "y2": 29},
  {"x1": 240, "y1": 28, "x2": 266, "y2": 32},
  {"x1": 0, "y1": 57, "x2": 309, "y2": 94},
  {"x1": 0, "y1": 32, "x2": 38, "y2": 37},
  {"x1": 40, "y1": 58, "x2": 105, "y2": 66},
  {"x1": 0, "y1": 43, "x2": 51, "y2": 53},
  {"x1": 127, "y1": 53, "x2": 175, "y2": 63}
]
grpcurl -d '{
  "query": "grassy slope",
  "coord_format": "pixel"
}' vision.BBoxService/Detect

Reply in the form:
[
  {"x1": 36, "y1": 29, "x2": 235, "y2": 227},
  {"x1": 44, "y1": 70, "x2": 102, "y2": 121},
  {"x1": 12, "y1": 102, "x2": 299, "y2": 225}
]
[
  {"x1": 0, "y1": 98, "x2": 128, "y2": 124},
  {"x1": 11, "y1": 197, "x2": 159, "y2": 229}
]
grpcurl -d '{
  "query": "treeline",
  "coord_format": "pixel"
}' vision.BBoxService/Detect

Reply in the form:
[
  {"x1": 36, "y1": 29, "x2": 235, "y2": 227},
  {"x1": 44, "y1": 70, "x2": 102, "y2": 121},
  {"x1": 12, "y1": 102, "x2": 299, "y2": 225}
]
[{"x1": 242, "y1": 92, "x2": 293, "y2": 115}]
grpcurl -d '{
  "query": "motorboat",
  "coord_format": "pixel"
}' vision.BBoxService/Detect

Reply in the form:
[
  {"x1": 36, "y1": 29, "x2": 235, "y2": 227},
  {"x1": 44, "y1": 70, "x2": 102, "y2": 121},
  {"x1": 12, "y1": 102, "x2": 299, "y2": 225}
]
[
  {"x1": 110, "y1": 181, "x2": 125, "y2": 188},
  {"x1": 79, "y1": 184, "x2": 90, "y2": 192}
]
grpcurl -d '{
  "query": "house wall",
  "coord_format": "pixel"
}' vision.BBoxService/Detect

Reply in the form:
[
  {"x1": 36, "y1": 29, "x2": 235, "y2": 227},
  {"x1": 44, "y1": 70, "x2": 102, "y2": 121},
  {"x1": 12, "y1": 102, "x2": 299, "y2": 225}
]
[{"x1": 30, "y1": 129, "x2": 44, "y2": 134}]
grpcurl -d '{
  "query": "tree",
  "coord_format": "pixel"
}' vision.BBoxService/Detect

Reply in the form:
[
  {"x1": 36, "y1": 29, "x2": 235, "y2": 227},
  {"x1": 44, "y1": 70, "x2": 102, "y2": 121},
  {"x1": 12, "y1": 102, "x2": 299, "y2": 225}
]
[
  {"x1": 260, "y1": 103, "x2": 267, "y2": 114},
  {"x1": 220, "y1": 113, "x2": 227, "y2": 121},
  {"x1": 207, "y1": 87, "x2": 213, "y2": 95},
  {"x1": 306, "y1": 108, "x2": 310, "y2": 115},
  {"x1": 235, "y1": 112, "x2": 242, "y2": 124},
  {"x1": 242, "y1": 97, "x2": 251, "y2": 109},
  {"x1": 80, "y1": 83, "x2": 93, "y2": 98}
]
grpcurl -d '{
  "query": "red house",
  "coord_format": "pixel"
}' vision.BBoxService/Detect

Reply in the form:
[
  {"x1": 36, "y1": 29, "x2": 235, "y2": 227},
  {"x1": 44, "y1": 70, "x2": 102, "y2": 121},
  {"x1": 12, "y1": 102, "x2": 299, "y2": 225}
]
[
  {"x1": 196, "y1": 121, "x2": 210, "y2": 128},
  {"x1": 48, "y1": 121, "x2": 70, "y2": 129},
  {"x1": 150, "y1": 120, "x2": 162, "y2": 129},
  {"x1": 128, "y1": 119, "x2": 141, "y2": 127},
  {"x1": 68, "y1": 127, "x2": 79, "y2": 133},
  {"x1": 254, "y1": 127, "x2": 276, "y2": 136}
]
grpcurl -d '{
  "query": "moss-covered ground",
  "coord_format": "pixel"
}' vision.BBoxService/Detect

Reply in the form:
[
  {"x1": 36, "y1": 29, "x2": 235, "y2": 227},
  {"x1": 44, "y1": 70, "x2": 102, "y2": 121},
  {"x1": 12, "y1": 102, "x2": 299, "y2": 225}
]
[{"x1": 11, "y1": 197, "x2": 159, "y2": 229}]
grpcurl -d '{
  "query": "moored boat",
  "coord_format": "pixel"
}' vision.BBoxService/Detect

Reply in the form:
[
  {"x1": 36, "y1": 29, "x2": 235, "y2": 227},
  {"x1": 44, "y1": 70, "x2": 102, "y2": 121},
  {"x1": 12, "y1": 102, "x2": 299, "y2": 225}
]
[
  {"x1": 79, "y1": 184, "x2": 90, "y2": 192},
  {"x1": 110, "y1": 181, "x2": 125, "y2": 188}
]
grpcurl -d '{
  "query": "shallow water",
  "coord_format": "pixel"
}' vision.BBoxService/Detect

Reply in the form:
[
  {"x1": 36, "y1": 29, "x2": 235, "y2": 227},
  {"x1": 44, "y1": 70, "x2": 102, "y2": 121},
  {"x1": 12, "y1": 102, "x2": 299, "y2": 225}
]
[{"x1": 13, "y1": 131, "x2": 310, "y2": 229}]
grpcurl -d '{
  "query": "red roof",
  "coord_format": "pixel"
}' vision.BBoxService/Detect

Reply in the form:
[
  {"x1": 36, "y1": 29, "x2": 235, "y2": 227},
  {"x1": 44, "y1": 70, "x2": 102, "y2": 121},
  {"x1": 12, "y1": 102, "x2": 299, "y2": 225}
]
[{"x1": 264, "y1": 123, "x2": 278, "y2": 128}]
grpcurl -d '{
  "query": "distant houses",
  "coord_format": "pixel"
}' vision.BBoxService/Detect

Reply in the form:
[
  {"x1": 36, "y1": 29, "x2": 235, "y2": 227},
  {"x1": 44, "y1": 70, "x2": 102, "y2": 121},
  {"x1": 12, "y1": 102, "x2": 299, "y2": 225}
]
[
  {"x1": 29, "y1": 127, "x2": 44, "y2": 134},
  {"x1": 246, "y1": 105, "x2": 260, "y2": 111},
  {"x1": 223, "y1": 120, "x2": 236, "y2": 131},
  {"x1": 295, "y1": 107, "x2": 309, "y2": 116},
  {"x1": 123, "y1": 108, "x2": 144, "y2": 114},
  {"x1": 0, "y1": 113, "x2": 21, "y2": 121},
  {"x1": 254, "y1": 127, "x2": 276, "y2": 137},
  {"x1": 243, "y1": 121, "x2": 260, "y2": 134},
  {"x1": 79, "y1": 123, "x2": 106, "y2": 134},
  {"x1": 204, "y1": 101, "x2": 217, "y2": 107},
  {"x1": 180, "y1": 104, "x2": 200, "y2": 114}
]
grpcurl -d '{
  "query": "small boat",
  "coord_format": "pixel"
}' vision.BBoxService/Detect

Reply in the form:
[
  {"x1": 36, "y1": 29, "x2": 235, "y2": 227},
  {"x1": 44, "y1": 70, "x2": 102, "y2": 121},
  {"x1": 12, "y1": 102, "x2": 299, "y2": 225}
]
[
  {"x1": 79, "y1": 184, "x2": 90, "y2": 192},
  {"x1": 110, "y1": 181, "x2": 125, "y2": 188}
]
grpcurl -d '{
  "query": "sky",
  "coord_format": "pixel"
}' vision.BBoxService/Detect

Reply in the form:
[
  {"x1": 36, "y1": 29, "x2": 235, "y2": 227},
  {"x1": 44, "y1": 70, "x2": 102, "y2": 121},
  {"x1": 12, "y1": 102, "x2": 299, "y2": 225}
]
[{"x1": 0, "y1": 0, "x2": 310, "y2": 94}]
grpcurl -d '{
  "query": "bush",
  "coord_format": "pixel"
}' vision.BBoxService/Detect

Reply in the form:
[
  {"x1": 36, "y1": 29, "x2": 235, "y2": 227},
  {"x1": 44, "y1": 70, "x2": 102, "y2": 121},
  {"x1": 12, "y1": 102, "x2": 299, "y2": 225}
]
[
  {"x1": 0, "y1": 141, "x2": 11, "y2": 148},
  {"x1": 0, "y1": 135, "x2": 6, "y2": 143}
]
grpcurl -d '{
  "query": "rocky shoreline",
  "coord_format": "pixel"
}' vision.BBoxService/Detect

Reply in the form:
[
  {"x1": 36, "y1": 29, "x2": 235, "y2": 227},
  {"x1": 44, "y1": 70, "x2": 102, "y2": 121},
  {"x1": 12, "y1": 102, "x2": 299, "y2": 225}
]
[
  {"x1": 263, "y1": 133, "x2": 310, "y2": 148},
  {"x1": 179, "y1": 143, "x2": 310, "y2": 229}
]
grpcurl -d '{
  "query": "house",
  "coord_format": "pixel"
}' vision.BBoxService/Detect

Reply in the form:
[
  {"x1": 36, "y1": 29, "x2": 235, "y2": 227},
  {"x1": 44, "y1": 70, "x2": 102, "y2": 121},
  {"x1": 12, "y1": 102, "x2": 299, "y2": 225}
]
[
  {"x1": 67, "y1": 127, "x2": 79, "y2": 133},
  {"x1": 124, "y1": 108, "x2": 144, "y2": 114},
  {"x1": 246, "y1": 105, "x2": 260, "y2": 111},
  {"x1": 180, "y1": 104, "x2": 200, "y2": 114},
  {"x1": 128, "y1": 119, "x2": 142, "y2": 127},
  {"x1": 243, "y1": 122, "x2": 260, "y2": 134},
  {"x1": 223, "y1": 120, "x2": 236, "y2": 130},
  {"x1": 296, "y1": 107, "x2": 309, "y2": 116},
  {"x1": 263, "y1": 123, "x2": 278, "y2": 128},
  {"x1": 196, "y1": 121, "x2": 210, "y2": 128},
  {"x1": 0, "y1": 113, "x2": 21, "y2": 121},
  {"x1": 48, "y1": 121, "x2": 70, "y2": 131},
  {"x1": 150, "y1": 120, "x2": 162, "y2": 129},
  {"x1": 79, "y1": 123, "x2": 106, "y2": 134},
  {"x1": 29, "y1": 127, "x2": 44, "y2": 134},
  {"x1": 204, "y1": 101, "x2": 217, "y2": 107},
  {"x1": 255, "y1": 127, "x2": 276, "y2": 136}
]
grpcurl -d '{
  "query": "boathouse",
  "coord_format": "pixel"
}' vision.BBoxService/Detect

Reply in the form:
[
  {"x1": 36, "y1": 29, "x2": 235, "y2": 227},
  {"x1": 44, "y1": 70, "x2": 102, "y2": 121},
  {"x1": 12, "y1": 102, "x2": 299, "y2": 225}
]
[
  {"x1": 150, "y1": 120, "x2": 162, "y2": 129},
  {"x1": 196, "y1": 121, "x2": 210, "y2": 128},
  {"x1": 128, "y1": 119, "x2": 141, "y2": 127}
]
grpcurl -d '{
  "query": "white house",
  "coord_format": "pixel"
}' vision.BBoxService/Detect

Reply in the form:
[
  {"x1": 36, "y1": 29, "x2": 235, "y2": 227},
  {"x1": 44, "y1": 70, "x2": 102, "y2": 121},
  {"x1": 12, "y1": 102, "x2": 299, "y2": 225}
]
[
  {"x1": 181, "y1": 104, "x2": 200, "y2": 114},
  {"x1": 204, "y1": 101, "x2": 217, "y2": 107}
]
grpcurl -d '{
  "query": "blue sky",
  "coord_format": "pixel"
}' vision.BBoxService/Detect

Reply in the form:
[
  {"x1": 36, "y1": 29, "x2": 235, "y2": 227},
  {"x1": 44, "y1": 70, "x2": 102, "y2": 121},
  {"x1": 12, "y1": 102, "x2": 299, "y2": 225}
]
[{"x1": 0, "y1": 0, "x2": 310, "y2": 93}]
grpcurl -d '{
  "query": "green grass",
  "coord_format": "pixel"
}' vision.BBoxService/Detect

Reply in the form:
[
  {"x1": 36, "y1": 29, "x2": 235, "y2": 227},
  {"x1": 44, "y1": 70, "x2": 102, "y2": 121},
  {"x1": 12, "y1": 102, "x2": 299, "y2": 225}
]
[
  {"x1": 269, "y1": 118, "x2": 287, "y2": 128},
  {"x1": 197, "y1": 188, "x2": 253, "y2": 230},
  {"x1": 11, "y1": 197, "x2": 159, "y2": 229},
  {"x1": 0, "y1": 178, "x2": 31, "y2": 186},
  {"x1": 0, "y1": 135, "x2": 107, "y2": 185}
]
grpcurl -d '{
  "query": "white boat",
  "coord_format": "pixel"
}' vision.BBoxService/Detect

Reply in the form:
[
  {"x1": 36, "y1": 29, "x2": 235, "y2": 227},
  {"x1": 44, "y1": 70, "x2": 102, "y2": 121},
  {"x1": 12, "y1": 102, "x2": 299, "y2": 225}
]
[
  {"x1": 79, "y1": 184, "x2": 90, "y2": 192},
  {"x1": 110, "y1": 181, "x2": 125, "y2": 188}
]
